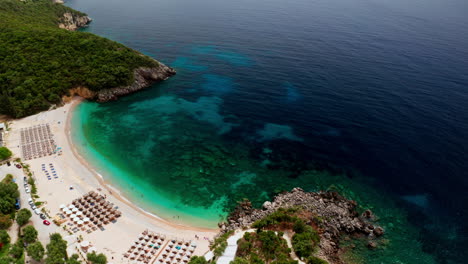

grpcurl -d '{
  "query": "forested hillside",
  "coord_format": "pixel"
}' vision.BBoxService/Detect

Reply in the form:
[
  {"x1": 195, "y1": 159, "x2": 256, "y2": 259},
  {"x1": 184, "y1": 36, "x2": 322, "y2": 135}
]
[{"x1": 0, "y1": 0, "x2": 159, "y2": 117}]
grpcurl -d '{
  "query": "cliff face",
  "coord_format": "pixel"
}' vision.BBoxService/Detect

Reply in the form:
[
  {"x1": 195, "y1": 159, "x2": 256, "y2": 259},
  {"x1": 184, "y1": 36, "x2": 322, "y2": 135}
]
[
  {"x1": 95, "y1": 65, "x2": 176, "y2": 102},
  {"x1": 58, "y1": 12, "x2": 92, "y2": 31}
]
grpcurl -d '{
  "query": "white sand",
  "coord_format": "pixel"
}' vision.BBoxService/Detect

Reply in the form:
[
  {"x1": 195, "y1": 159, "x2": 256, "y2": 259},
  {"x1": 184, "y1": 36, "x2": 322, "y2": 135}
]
[{"x1": 3, "y1": 98, "x2": 218, "y2": 262}]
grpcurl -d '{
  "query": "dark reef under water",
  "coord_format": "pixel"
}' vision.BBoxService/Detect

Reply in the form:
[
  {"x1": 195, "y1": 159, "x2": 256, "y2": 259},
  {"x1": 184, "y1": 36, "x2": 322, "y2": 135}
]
[{"x1": 67, "y1": 0, "x2": 468, "y2": 263}]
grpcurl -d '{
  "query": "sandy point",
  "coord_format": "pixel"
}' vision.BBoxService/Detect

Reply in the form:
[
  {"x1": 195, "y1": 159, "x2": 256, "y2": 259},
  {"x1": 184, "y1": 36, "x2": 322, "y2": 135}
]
[{"x1": 3, "y1": 97, "x2": 219, "y2": 262}]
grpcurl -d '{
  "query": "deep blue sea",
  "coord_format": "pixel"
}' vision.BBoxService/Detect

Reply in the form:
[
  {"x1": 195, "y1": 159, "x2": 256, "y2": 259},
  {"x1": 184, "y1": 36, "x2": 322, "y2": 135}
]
[{"x1": 66, "y1": 0, "x2": 468, "y2": 262}]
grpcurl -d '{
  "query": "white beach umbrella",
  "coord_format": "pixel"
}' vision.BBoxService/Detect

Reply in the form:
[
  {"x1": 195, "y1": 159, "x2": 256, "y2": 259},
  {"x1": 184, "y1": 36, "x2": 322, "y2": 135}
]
[
  {"x1": 76, "y1": 211, "x2": 83, "y2": 216},
  {"x1": 72, "y1": 208, "x2": 78, "y2": 212},
  {"x1": 59, "y1": 204, "x2": 66, "y2": 209},
  {"x1": 70, "y1": 214, "x2": 77, "y2": 219},
  {"x1": 69, "y1": 204, "x2": 76, "y2": 209},
  {"x1": 65, "y1": 210, "x2": 72, "y2": 215},
  {"x1": 83, "y1": 217, "x2": 90, "y2": 223},
  {"x1": 73, "y1": 217, "x2": 80, "y2": 223},
  {"x1": 80, "y1": 241, "x2": 90, "y2": 248},
  {"x1": 77, "y1": 220, "x2": 84, "y2": 226}
]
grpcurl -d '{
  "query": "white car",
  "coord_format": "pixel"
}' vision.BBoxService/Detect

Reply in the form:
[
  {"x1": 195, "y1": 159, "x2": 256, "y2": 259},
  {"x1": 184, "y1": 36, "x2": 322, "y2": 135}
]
[
  {"x1": 25, "y1": 187, "x2": 30, "y2": 193},
  {"x1": 34, "y1": 209, "x2": 40, "y2": 215}
]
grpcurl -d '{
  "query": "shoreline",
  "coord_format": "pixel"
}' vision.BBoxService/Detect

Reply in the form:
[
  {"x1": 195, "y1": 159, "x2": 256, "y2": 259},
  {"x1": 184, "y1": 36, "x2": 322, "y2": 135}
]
[
  {"x1": 65, "y1": 97, "x2": 219, "y2": 232},
  {"x1": 4, "y1": 98, "x2": 218, "y2": 261}
]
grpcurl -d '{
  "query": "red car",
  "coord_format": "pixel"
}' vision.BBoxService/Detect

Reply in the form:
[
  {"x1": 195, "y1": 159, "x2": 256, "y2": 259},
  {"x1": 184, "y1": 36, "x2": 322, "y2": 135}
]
[
  {"x1": 43, "y1": 220, "x2": 50, "y2": 226},
  {"x1": 15, "y1": 164, "x2": 22, "y2": 169}
]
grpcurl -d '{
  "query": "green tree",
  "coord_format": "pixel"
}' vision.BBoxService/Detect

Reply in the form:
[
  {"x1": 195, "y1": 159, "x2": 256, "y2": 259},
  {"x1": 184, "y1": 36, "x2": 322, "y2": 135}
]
[
  {"x1": 0, "y1": 256, "x2": 15, "y2": 264},
  {"x1": 0, "y1": 176, "x2": 19, "y2": 217},
  {"x1": 22, "y1": 225, "x2": 38, "y2": 244},
  {"x1": 0, "y1": 148, "x2": 12, "y2": 161},
  {"x1": 0, "y1": 215, "x2": 12, "y2": 230},
  {"x1": 86, "y1": 252, "x2": 106, "y2": 264},
  {"x1": 27, "y1": 241, "x2": 45, "y2": 261},
  {"x1": 16, "y1": 209, "x2": 32, "y2": 226},
  {"x1": 9, "y1": 240, "x2": 23, "y2": 259},
  {"x1": 0, "y1": 230, "x2": 10, "y2": 244},
  {"x1": 66, "y1": 254, "x2": 81, "y2": 264},
  {"x1": 187, "y1": 256, "x2": 208, "y2": 264},
  {"x1": 45, "y1": 233, "x2": 68, "y2": 264},
  {"x1": 230, "y1": 257, "x2": 249, "y2": 264}
]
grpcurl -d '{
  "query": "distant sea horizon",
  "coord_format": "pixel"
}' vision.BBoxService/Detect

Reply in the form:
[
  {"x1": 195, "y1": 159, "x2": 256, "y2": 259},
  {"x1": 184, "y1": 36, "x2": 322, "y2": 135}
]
[{"x1": 67, "y1": 0, "x2": 468, "y2": 262}]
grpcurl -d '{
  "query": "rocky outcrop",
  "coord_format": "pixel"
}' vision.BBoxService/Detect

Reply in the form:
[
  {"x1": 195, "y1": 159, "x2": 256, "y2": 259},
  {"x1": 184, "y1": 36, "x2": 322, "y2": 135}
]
[
  {"x1": 95, "y1": 65, "x2": 176, "y2": 102},
  {"x1": 65, "y1": 65, "x2": 176, "y2": 102},
  {"x1": 220, "y1": 188, "x2": 385, "y2": 264},
  {"x1": 58, "y1": 12, "x2": 92, "y2": 31}
]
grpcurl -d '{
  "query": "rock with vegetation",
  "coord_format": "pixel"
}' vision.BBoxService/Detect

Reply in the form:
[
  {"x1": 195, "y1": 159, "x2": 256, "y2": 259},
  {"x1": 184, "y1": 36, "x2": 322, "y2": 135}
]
[
  {"x1": 220, "y1": 188, "x2": 384, "y2": 264},
  {"x1": 0, "y1": 0, "x2": 175, "y2": 118}
]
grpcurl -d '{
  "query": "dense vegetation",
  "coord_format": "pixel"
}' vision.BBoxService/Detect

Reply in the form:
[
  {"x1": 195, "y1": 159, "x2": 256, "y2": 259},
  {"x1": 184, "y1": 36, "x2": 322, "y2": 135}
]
[
  {"x1": 234, "y1": 230, "x2": 296, "y2": 264},
  {"x1": 87, "y1": 252, "x2": 107, "y2": 264},
  {"x1": 0, "y1": 0, "x2": 159, "y2": 117},
  {"x1": 187, "y1": 208, "x2": 328, "y2": 264},
  {"x1": 0, "y1": 174, "x2": 19, "y2": 229},
  {"x1": 0, "y1": 148, "x2": 12, "y2": 161}
]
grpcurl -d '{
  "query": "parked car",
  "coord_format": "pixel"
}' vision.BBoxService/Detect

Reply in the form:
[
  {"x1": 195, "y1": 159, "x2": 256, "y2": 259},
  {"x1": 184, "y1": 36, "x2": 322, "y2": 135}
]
[
  {"x1": 34, "y1": 209, "x2": 40, "y2": 215},
  {"x1": 43, "y1": 220, "x2": 50, "y2": 226},
  {"x1": 23, "y1": 177, "x2": 27, "y2": 182},
  {"x1": 39, "y1": 213, "x2": 46, "y2": 220},
  {"x1": 15, "y1": 164, "x2": 22, "y2": 169},
  {"x1": 15, "y1": 198, "x2": 20, "y2": 210},
  {"x1": 25, "y1": 187, "x2": 30, "y2": 193},
  {"x1": 31, "y1": 204, "x2": 36, "y2": 210}
]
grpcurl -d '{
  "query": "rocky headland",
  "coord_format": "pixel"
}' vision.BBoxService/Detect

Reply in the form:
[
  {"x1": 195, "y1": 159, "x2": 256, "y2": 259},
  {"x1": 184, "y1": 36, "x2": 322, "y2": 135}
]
[
  {"x1": 68, "y1": 66, "x2": 176, "y2": 102},
  {"x1": 57, "y1": 9, "x2": 176, "y2": 103},
  {"x1": 220, "y1": 187, "x2": 385, "y2": 264}
]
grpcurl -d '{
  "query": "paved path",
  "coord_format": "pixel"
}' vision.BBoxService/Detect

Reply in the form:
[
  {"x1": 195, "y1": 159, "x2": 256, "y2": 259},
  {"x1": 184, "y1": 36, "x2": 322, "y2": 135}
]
[{"x1": 216, "y1": 229, "x2": 255, "y2": 264}]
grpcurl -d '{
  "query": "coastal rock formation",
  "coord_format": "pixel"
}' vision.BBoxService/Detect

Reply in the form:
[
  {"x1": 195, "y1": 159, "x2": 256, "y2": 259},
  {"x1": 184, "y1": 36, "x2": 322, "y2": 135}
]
[
  {"x1": 58, "y1": 12, "x2": 92, "y2": 31},
  {"x1": 95, "y1": 66, "x2": 176, "y2": 102},
  {"x1": 66, "y1": 66, "x2": 176, "y2": 102},
  {"x1": 221, "y1": 188, "x2": 385, "y2": 264}
]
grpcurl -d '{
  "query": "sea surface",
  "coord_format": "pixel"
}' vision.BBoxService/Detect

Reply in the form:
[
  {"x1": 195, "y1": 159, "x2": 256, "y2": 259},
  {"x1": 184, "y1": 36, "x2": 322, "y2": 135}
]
[{"x1": 67, "y1": 0, "x2": 468, "y2": 263}]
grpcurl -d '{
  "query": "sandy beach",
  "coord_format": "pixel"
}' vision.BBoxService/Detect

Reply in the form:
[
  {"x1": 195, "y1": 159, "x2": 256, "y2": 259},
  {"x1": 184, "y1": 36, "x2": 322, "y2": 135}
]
[{"x1": 2, "y1": 98, "x2": 218, "y2": 263}]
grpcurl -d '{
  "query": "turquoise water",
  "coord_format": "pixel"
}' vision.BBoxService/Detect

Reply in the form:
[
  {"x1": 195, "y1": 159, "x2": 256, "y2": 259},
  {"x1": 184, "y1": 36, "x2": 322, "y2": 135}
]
[
  {"x1": 67, "y1": 0, "x2": 468, "y2": 262},
  {"x1": 72, "y1": 102, "x2": 226, "y2": 228}
]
